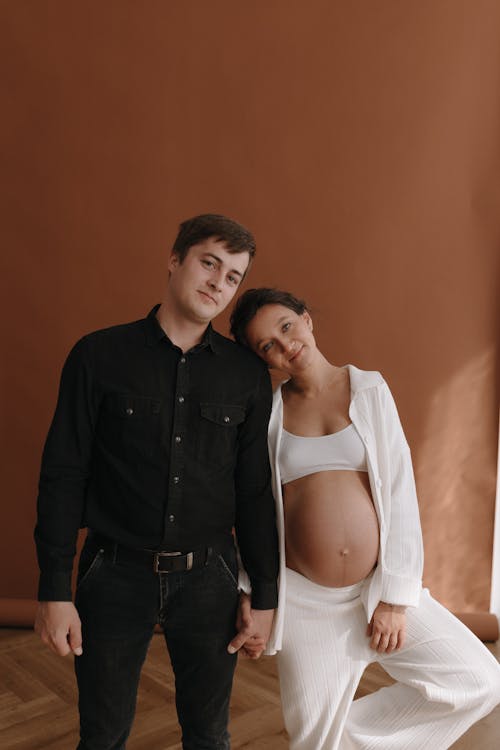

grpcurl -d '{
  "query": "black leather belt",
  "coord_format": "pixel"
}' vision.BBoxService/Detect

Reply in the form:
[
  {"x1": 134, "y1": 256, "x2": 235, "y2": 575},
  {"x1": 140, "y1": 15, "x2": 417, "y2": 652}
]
[{"x1": 87, "y1": 531, "x2": 234, "y2": 574}]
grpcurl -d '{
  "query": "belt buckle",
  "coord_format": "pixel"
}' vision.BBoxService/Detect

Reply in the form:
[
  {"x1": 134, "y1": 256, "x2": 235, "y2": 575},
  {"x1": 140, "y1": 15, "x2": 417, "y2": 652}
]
[{"x1": 153, "y1": 551, "x2": 193, "y2": 573}]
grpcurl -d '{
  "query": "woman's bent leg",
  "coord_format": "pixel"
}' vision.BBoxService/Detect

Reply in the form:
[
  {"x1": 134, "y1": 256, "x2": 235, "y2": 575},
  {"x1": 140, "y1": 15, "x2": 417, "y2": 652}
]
[{"x1": 343, "y1": 589, "x2": 500, "y2": 749}]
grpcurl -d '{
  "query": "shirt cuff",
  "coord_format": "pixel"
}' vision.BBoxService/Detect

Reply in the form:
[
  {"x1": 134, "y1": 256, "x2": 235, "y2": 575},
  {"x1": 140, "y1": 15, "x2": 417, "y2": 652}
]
[
  {"x1": 380, "y1": 573, "x2": 421, "y2": 608},
  {"x1": 249, "y1": 580, "x2": 278, "y2": 610},
  {"x1": 38, "y1": 570, "x2": 73, "y2": 601}
]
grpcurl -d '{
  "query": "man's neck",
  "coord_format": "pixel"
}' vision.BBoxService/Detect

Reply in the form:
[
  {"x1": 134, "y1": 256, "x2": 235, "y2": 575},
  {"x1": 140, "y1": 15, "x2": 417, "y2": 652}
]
[{"x1": 156, "y1": 301, "x2": 209, "y2": 353}]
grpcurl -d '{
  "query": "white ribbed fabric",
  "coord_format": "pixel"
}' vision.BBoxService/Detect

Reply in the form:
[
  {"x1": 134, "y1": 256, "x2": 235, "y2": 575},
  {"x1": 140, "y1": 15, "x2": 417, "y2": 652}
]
[{"x1": 278, "y1": 569, "x2": 500, "y2": 750}]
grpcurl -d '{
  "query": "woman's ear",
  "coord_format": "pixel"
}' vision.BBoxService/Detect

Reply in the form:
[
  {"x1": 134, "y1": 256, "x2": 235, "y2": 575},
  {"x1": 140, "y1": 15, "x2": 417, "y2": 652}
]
[{"x1": 303, "y1": 310, "x2": 313, "y2": 331}]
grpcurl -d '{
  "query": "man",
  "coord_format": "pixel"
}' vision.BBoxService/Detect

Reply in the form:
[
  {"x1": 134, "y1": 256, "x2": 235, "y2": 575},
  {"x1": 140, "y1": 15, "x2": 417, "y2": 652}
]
[{"x1": 34, "y1": 214, "x2": 279, "y2": 750}]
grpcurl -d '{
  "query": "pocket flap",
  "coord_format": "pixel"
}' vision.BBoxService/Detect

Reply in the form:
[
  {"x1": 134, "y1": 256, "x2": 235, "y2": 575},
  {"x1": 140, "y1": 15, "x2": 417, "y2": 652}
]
[{"x1": 200, "y1": 403, "x2": 245, "y2": 426}]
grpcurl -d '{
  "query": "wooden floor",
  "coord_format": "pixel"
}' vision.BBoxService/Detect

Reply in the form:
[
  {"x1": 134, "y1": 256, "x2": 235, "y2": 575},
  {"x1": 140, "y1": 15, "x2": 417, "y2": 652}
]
[{"x1": 1, "y1": 628, "x2": 499, "y2": 749}]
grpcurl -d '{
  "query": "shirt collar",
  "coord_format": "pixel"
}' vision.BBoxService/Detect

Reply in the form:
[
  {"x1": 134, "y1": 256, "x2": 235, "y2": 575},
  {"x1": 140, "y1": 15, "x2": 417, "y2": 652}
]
[{"x1": 143, "y1": 304, "x2": 221, "y2": 354}]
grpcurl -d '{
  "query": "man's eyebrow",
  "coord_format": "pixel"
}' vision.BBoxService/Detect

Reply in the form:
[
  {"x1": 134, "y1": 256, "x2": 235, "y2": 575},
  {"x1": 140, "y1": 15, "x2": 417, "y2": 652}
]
[{"x1": 205, "y1": 253, "x2": 244, "y2": 278}]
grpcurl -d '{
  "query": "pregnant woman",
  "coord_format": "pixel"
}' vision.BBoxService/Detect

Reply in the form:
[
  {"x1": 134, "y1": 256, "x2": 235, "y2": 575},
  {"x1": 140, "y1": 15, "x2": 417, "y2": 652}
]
[{"x1": 230, "y1": 287, "x2": 500, "y2": 750}]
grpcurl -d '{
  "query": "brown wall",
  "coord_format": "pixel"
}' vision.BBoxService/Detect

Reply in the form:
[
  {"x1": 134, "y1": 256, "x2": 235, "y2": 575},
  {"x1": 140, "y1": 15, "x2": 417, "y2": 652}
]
[{"x1": 1, "y1": 1, "x2": 499, "y2": 618}]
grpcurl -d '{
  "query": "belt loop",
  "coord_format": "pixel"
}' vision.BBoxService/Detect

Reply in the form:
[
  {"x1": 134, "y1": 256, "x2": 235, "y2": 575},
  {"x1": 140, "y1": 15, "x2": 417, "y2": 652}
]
[
  {"x1": 206, "y1": 547, "x2": 213, "y2": 565},
  {"x1": 112, "y1": 542, "x2": 118, "y2": 565}
]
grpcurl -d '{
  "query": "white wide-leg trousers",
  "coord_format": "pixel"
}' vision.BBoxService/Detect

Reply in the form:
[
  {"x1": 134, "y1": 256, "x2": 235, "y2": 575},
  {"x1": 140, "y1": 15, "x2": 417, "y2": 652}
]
[{"x1": 277, "y1": 568, "x2": 500, "y2": 750}]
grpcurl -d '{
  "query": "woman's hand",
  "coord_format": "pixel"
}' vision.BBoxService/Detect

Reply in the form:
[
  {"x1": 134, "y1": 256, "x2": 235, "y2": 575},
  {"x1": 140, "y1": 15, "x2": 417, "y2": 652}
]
[{"x1": 367, "y1": 601, "x2": 406, "y2": 653}]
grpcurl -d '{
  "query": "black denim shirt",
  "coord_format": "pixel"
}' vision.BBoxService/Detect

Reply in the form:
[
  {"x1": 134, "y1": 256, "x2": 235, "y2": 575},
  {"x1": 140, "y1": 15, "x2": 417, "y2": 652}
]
[{"x1": 35, "y1": 305, "x2": 278, "y2": 608}]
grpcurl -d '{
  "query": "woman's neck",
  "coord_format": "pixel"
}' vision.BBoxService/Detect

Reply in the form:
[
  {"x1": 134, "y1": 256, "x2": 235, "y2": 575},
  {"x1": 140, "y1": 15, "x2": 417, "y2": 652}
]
[{"x1": 285, "y1": 352, "x2": 344, "y2": 398}]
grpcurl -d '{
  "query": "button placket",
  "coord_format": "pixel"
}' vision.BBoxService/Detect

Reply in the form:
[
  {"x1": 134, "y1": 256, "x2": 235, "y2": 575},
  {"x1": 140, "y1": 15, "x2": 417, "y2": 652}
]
[{"x1": 163, "y1": 352, "x2": 189, "y2": 542}]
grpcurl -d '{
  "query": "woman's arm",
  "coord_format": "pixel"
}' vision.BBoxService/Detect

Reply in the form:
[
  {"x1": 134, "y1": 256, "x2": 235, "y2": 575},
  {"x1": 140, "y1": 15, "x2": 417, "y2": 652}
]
[{"x1": 377, "y1": 380, "x2": 424, "y2": 607}]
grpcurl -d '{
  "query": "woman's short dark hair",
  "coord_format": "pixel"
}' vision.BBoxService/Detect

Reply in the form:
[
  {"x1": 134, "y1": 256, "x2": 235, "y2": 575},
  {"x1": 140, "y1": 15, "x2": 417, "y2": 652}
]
[
  {"x1": 230, "y1": 288, "x2": 308, "y2": 346},
  {"x1": 173, "y1": 214, "x2": 256, "y2": 262}
]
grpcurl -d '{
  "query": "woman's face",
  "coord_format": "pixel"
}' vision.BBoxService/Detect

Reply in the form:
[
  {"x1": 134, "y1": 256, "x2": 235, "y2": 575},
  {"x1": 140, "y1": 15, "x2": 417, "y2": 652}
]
[{"x1": 244, "y1": 303, "x2": 316, "y2": 372}]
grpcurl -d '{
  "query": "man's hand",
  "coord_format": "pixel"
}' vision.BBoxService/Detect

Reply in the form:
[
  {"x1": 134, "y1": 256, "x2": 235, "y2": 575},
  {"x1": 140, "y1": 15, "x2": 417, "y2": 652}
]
[
  {"x1": 35, "y1": 601, "x2": 83, "y2": 657},
  {"x1": 227, "y1": 593, "x2": 274, "y2": 659},
  {"x1": 367, "y1": 601, "x2": 406, "y2": 653}
]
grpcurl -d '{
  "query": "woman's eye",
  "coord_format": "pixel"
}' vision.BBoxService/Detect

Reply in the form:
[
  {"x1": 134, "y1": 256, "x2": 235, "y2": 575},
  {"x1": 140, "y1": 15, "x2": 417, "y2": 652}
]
[
  {"x1": 282, "y1": 322, "x2": 291, "y2": 332},
  {"x1": 262, "y1": 342, "x2": 273, "y2": 353}
]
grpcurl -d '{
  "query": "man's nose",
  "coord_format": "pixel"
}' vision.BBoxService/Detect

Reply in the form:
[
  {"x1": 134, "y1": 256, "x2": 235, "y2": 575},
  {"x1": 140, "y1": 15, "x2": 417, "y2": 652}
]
[{"x1": 208, "y1": 271, "x2": 223, "y2": 291}]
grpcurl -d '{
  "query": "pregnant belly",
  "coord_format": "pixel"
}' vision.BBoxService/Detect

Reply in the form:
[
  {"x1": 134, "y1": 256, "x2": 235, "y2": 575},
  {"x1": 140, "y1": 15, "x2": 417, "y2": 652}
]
[{"x1": 283, "y1": 470, "x2": 380, "y2": 587}]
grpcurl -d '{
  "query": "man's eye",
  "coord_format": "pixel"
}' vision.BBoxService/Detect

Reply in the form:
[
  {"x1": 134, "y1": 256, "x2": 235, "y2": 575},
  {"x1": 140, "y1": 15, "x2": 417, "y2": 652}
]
[
  {"x1": 202, "y1": 259, "x2": 215, "y2": 269},
  {"x1": 227, "y1": 275, "x2": 239, "y2": 286}
]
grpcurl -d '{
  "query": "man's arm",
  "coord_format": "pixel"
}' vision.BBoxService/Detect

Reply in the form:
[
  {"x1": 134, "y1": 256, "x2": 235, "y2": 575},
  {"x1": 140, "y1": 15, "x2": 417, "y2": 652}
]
[
  {"x1": 229, "y1": 363, "x2": 279, "y2": 655},
  {"x1": 34, "y1": 336, "x2": 98, "y2": 655}
]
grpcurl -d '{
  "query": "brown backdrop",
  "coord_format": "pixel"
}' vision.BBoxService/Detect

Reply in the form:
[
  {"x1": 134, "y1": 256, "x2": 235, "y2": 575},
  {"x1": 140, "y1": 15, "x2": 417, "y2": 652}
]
[{"x1": 1, "y1": 1, "x2": 499, "y2": 624}]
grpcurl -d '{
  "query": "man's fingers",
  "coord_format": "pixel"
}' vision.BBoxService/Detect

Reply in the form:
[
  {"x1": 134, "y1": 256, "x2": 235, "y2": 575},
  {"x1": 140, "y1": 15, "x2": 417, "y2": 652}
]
[
  {"x1": 227, "y1": 629, "x2": 266, "y2": 655},
  {"x1": 68, "y1": 621, "x2": 83, "y2": 656},
  {"x1": 227, "y1": 629, "x2": 251, "y2": 654},
  {"x1": 49, "y1": 630, "x2": 72, "y2": 656},
  {"x1": 36, "y1": 602, "x2": 83, "y2": 657}
]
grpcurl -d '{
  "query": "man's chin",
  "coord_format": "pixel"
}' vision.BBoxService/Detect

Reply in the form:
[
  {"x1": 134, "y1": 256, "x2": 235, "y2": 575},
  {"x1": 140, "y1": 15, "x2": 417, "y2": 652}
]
[{"x1": 191, "y1": 306, "x2": 219, "y2": 324}]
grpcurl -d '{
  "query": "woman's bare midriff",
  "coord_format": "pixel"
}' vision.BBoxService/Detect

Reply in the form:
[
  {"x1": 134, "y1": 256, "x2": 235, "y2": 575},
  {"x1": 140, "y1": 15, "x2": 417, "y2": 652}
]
[{"x1": 283, "y1": 470, "x2": 379, "y2": 587}]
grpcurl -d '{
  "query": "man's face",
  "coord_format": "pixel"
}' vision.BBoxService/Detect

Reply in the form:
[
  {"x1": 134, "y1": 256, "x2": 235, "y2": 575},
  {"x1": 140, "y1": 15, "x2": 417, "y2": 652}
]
[{"x1": 167, "y1": 238, "x2": 250, "y2": 325}]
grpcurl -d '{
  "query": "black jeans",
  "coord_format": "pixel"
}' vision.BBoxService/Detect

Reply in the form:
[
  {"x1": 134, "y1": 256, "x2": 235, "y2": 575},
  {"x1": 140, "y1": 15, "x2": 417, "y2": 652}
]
[{"x1": 74, "y1": 535, "x2": 239, "y2": 750}]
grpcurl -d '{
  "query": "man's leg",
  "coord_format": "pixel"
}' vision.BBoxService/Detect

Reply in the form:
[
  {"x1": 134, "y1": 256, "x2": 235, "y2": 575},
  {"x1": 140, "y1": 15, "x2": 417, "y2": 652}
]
[
  {"x1": 161, "y1": 546, "x2": 240, "y2": 750},
  {"x1": 74, "y1": 540, "x2": 159, "y2": 750}
]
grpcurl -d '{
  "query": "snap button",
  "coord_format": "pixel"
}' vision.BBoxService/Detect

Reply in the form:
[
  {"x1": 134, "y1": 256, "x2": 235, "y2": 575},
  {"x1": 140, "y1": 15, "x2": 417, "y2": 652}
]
[
  {"x1": 126, "y1": 407, "x2": 134, "y2": 416},
  {"x1": 175, "y1": 435, "x2": 181, "y2": 443},
  {"x1": 169, "y1": 514, "x2": 175, "y2": 522},
  {"x1": 224, "y1": 416, "x2": 230, "y2": 423},
  {"x1": 178, "y1": 396, "x2": 185, "y2": 404},
  {"x1": 173, "y1": 476, "x2": 180, "y2": 484}
]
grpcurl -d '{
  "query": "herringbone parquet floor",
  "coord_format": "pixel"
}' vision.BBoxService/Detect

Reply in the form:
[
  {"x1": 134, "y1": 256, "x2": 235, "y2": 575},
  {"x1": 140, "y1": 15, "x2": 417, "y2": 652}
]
[{"x1": 1, "y1": 628, "x2": 499, "y2": 749}]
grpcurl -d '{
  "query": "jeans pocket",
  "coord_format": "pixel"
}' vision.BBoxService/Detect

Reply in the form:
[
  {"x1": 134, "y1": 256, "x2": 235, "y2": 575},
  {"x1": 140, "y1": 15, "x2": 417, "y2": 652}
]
[
  {"x1": 77, "y1": 548, "x2": 105, "y2": 592},
  {"x1": 216, "y1": 552, "x2": 239, "y2": 590}
]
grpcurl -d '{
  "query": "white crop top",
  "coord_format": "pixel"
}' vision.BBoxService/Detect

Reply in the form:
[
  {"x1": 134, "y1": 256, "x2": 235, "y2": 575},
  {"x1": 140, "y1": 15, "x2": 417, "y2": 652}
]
[{"x1": 279, "y1": 423, "x2": 368, "y2": 484}]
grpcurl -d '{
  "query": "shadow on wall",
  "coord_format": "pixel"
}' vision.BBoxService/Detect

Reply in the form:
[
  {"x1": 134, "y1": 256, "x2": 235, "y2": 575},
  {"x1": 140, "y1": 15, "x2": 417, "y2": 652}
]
[{"x1": 416, "y1": 347, "x2": 498, "y2": 612}]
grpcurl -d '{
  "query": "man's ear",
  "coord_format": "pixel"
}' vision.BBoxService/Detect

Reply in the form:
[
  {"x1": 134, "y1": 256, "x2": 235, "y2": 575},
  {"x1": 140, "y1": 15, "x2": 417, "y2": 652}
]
[{"x1": 168, "y1": 251, "x2": 180, "y2": 274}]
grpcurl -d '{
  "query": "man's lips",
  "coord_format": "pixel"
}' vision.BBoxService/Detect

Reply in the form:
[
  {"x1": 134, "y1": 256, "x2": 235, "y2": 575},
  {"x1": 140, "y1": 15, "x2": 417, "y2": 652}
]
[{"x1": 197, "y1": 290, "x2": 217, "y2": 304}]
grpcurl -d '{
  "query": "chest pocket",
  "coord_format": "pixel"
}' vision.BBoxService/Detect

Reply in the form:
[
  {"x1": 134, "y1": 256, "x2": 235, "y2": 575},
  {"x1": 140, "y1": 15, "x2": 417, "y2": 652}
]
[
  {"x1": 196, "y1": 403, "x2": 246, "y2": 469},
  {"x1": 99, "y1": 393, "x2": 162, "y2": 458}
]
